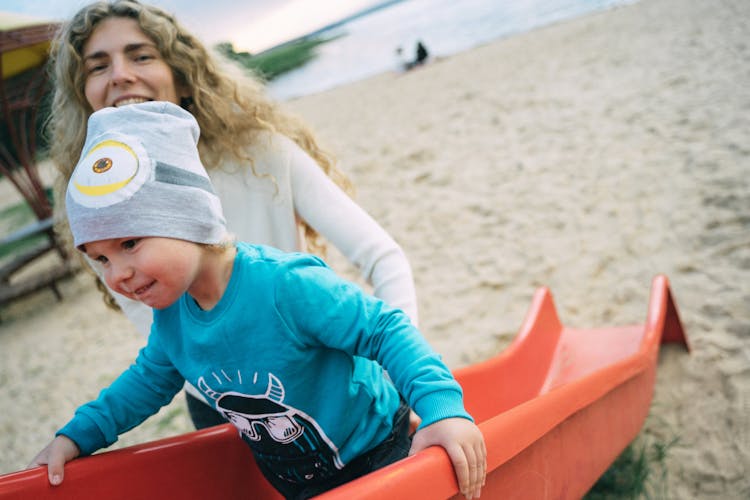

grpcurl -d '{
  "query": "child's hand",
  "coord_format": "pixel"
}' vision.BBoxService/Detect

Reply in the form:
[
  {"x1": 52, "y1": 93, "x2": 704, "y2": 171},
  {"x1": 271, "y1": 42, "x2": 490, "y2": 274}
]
[
  {"x1": 27, "y1": 435, "x2": 80, "y2": 485},
  {"x1": 409, "y1": 417, "x2": 486, "y2": 499}
]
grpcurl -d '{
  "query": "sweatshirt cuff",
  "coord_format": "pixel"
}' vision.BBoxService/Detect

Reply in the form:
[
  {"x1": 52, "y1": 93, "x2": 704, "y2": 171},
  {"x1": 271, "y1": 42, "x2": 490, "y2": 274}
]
[
  {"x1": 56, "y1": 414, "x2": 108, "y2": 456},
  {"x1": 413, "y1": 389, "x2": 473, "y2": 429}
]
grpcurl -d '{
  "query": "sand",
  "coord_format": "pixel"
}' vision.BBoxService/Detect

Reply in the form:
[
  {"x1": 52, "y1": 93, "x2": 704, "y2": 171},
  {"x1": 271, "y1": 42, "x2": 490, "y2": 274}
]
[{"x1": 1, "y1": 0, "x2": 748, "y2": 497}]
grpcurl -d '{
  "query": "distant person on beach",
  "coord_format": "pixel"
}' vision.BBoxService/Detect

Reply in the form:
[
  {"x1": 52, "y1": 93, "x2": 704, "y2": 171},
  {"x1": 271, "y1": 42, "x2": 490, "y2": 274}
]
[
  {"x1": 29, "y1": 102, "x2": 486, "y2": 499},
  {"x1": 47, "y1": 0, "x2": 420, "y2": 434},
  {"x1": 395, "y1": 45, "x2": 408, "y2": 70},
  {"x1": 415, "y1": 40, "x2": 429, "y2": 65},
  {"x1": 395, "y1": 40, "x2": 430, "y2": 71}
]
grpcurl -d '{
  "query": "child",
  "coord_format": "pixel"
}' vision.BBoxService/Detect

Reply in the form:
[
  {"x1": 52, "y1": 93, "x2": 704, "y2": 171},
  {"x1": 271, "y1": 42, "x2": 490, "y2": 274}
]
[{"x1": 29, "y1": 102, "x2": 486, "y2": 499}]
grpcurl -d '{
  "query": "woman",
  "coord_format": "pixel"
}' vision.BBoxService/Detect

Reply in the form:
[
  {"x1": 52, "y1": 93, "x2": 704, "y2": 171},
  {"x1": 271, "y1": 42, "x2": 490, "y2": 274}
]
[{"x1": 49, "y1": 0, "x2": 418, "y2": 429}]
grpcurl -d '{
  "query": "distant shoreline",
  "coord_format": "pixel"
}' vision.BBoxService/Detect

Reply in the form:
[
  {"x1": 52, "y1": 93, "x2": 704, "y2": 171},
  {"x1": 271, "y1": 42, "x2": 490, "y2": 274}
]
[
  {"x1": 266, "y1": 0, "x2": 638, "y2": 101},
  {"x1": 255, "y1": 0, "x2": 407, "y2": 56}
]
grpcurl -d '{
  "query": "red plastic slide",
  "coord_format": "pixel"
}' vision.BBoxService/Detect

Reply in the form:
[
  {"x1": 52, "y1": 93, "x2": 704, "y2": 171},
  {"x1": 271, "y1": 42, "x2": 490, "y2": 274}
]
[{"x1": 0, "y1": 275, "x2": 688, "y2": 499}]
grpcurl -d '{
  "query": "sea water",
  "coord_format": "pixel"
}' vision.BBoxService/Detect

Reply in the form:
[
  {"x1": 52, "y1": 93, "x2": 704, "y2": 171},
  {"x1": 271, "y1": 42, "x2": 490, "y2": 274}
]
[{"x1": 267, "y1": 0, "x2": 637, "y2": 100}]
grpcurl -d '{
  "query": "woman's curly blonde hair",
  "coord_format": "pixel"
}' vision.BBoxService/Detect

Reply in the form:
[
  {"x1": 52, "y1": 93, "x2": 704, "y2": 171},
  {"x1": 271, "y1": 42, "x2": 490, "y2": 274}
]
[{"x1": 48, "y1": 0, "x2": 353, "y2": 310}]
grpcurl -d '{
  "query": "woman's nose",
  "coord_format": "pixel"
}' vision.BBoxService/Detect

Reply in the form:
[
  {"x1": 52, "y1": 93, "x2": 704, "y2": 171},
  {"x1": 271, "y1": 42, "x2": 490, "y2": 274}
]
[{"x1": 110, "y1": 57, "x2": 136, "y2": 86}]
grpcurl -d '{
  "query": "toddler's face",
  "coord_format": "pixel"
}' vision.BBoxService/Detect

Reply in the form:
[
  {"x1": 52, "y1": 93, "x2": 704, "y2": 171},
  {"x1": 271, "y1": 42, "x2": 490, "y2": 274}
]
[{"x1": 84, "y1": 236, "x2": 203, "y2": 309}]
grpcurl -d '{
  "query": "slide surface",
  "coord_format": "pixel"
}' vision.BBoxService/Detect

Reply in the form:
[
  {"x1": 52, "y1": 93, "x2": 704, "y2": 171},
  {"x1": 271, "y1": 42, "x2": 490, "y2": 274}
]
[{"x1": 0, "y1": 275, "x2": 688, "y2": 499}]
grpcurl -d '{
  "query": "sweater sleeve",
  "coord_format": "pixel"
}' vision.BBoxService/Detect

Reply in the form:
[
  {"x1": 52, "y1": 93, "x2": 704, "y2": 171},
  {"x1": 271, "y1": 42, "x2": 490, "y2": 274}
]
[
  {"x1": 273, "y1": 258, "x2": 470, "y2": 428},
  {"x1": 283, "y1": 137, "x2": 420, "y2": 326},
  {"x1": 55, "y1": 335, "x2": 184, "y2": 455}
]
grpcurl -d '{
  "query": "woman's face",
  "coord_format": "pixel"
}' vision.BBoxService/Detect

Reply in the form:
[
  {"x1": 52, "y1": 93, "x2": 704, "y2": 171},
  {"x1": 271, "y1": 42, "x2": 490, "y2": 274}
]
[{"x1": 82, "y1": 17, "x2": 188, "y2": 111}]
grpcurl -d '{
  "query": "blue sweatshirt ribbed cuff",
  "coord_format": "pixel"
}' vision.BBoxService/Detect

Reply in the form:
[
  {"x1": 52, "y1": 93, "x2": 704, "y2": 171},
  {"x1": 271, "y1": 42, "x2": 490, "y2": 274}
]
[
  {"x1": 414, "y1": 388, "x2": 473, "y2": 429},
  {"x1": 56, "y1": 414, "x2": 108, "y2": 456}
]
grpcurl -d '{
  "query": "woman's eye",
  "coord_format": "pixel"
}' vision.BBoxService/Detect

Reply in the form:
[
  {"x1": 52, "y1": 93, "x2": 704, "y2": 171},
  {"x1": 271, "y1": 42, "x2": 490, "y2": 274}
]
[{"x1": 85, "y1": 62, "x2": 107, "y2": 74}]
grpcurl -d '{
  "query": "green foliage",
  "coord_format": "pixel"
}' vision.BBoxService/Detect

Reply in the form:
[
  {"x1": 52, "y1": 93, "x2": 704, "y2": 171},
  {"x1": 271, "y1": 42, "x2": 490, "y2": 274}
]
[
  {"x1": 0, "y1": 201, "x2": 45, "y2": 259},
  {"x1": 585, "y1": 436, "x2": 678, "y2": 500},
  {"x1": 215, "y1": 36, "x2": 337, "y2": 81},
  {"x1": 0, "y1": 188, "x2": 54, "y2": 259}
]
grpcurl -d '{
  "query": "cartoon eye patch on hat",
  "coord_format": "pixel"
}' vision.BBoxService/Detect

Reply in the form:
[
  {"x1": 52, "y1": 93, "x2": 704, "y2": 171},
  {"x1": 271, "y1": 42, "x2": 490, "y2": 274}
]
[
  {"x1": 70, "y1": 131, "x2": 217, "y2": 207},
  {"x1": 69, "y1": 134, "x2": 151, "y2": 209}
]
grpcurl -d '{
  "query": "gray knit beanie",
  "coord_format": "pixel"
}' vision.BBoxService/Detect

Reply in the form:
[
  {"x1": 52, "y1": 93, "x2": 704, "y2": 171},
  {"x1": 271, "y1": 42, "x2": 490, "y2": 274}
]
[{"x1": 66, "y1": 101, "x2": 227, "y2": 248}]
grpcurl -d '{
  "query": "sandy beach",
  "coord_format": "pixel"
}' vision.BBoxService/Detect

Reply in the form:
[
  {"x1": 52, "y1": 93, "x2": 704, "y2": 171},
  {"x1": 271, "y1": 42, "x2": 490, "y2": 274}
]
[{"x1": 1, "y1": 0, "x2": 748, "y2": 497}]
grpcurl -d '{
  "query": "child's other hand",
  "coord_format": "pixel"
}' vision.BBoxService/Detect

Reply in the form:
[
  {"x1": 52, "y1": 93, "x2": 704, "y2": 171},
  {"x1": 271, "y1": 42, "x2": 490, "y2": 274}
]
[
  {"x1": 27, "y1": 435, "x2": 80, "y2": 485},
  {"x1": 409, "y1": 417, "x2": 486, "y2": 499}
]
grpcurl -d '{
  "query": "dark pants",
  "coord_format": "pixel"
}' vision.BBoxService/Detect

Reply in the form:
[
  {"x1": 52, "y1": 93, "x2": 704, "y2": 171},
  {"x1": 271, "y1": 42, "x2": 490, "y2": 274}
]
[
  {"x1": 185, "y1": 391, "x2": 227, "y2": 429},
  {"x1": 259, "y1": 397, "x2": 412, "y2": 500},
  {"x1": 187, "y1": 392, "x2": 411, "y2": 500}
]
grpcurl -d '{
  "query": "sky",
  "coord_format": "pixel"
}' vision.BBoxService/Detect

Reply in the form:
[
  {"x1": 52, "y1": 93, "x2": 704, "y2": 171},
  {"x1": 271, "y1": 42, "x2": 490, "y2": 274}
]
[{"x1": 1, "y1": 0, "x2": 384, "y2": 53}]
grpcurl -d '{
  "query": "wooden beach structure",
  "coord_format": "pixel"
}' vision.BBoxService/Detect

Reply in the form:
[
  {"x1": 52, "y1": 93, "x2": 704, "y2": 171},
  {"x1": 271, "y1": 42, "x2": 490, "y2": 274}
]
[{"x1": 0, "y1": 12, "x2": 75, "y2": 308}]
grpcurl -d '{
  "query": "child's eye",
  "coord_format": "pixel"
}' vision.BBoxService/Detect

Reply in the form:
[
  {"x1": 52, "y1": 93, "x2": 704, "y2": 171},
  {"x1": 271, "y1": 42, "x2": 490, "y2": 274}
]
[
  {"x1": 122, "y1": 239, "x2": 140, "y2": 250},
  {"x1": 95, "y1": 255, "x2": 109, "y2": 265}
]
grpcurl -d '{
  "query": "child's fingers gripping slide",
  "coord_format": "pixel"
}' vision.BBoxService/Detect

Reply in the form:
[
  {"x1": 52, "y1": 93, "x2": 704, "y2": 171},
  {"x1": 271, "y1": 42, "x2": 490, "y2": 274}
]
[
  {"x1": 408, "y1": 417, "x2": 487, "y2": 499},
  {"x1": 27, "y1": 435, "x2": 80, "y2": 486}
]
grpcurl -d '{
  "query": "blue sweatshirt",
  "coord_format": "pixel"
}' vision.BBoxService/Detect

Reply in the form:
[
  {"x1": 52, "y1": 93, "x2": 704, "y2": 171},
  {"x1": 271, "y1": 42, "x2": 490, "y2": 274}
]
[{"x1": 58, "y1": 244, "x2": 470, "y2": 481}]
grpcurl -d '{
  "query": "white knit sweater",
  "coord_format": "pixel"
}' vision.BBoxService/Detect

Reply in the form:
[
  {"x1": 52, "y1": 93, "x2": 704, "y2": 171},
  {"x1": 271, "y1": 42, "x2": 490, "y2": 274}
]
[{"x1": 107, "y1": 132, "x2": 418, "y2": 337}]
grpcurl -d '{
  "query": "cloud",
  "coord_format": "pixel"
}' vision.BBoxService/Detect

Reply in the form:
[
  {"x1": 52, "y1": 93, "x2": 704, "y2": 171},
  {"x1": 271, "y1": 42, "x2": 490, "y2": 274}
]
[
  {"x1": 1, "y1": 0, "x2": 382, "y2": 53},
  {"x1": 226, "y1": 0, "x2": 382, "y2": 53}
]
